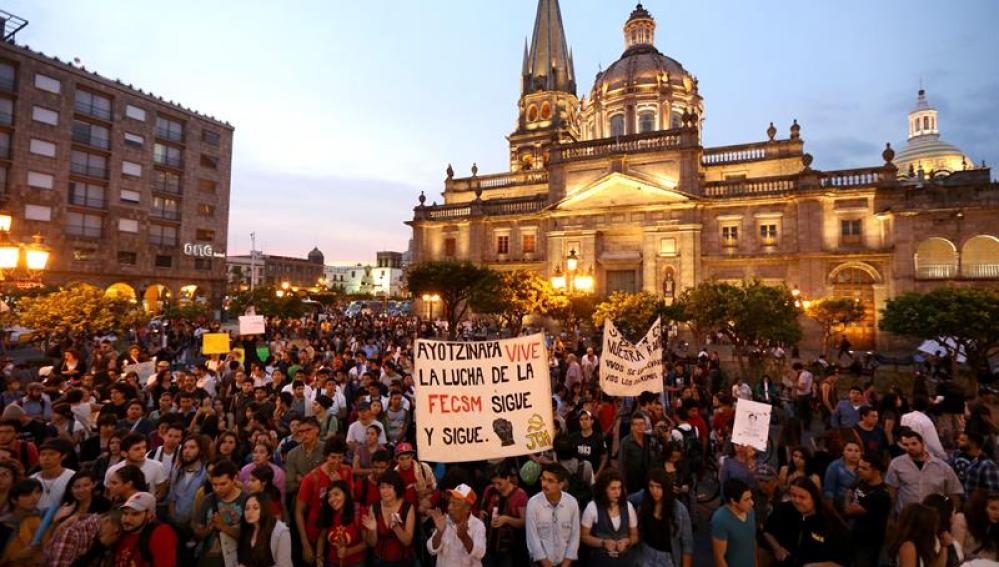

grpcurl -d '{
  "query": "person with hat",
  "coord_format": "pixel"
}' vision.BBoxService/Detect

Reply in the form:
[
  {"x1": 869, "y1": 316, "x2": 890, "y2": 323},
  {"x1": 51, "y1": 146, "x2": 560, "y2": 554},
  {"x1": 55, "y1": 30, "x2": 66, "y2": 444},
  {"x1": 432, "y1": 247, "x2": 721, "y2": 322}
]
[
  {"x1": 428, "y1": 483, "x2": 487, "y2": 566},
  {"x1": 18, "y1": 381, "x2": 51, "y2": 422},
  {"x1": 394, "y1": 442, "x2": 438, "y2": 514},
  {"x1": 30, "y1": 438, "x2": 75, "y2": 513},
  {"x1": 115, "y1": 491, "x2": 178, "y2": 567}
]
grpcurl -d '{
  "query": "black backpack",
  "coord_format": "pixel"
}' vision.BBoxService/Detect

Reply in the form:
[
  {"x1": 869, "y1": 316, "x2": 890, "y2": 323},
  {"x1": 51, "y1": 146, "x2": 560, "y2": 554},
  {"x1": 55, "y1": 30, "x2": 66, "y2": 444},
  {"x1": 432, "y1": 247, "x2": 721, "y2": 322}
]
[
  {"x1": 677, "y1": 424, "x2": 703, "y2": 468},
  {"x1": 565, "y1": 461, "x2": 593, "y2": 511},
  {"x1": 139, "y1": 517, "x2": 193, "y2": 566}
]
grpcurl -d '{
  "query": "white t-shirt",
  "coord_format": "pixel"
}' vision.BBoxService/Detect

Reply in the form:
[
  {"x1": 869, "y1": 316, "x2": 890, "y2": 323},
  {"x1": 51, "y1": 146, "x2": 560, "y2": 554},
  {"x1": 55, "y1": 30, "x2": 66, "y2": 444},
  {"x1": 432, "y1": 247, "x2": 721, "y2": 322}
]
[
  {"x1": 32, "y1": 468, "x2": 75, "y2": 512},
  {"x1": 105, "y1": 458, "x2": 168, "y2": 489},
  {"x1": 346, "y1": 419, "x2": 387, "y2": 446},
  {"x1": 580, "y1": 500, "x2": 638, "y2": 530}
]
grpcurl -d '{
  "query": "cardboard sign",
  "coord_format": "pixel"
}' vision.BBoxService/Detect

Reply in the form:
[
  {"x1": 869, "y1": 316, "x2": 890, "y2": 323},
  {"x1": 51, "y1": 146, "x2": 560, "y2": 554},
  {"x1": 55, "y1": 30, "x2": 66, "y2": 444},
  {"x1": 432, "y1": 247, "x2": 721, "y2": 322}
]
[
  {"x1": 731, "y1": 398, "x2": 773, "y2": 452},
  {"x1": 238, "y1": 315, "x2": 266, "y2": 336},
  {"x1": 202, "y1": 333, "x2": 231, "y2": 355},
  {"x1": 599, "y1": 318, "x2": 664, "y2": 396},
  {"x1": 413, "y1": 334, "x2": 555, "y2": 462},
  {"x1": 122, "y1": 360, "x2": 157, "y2": 384}
]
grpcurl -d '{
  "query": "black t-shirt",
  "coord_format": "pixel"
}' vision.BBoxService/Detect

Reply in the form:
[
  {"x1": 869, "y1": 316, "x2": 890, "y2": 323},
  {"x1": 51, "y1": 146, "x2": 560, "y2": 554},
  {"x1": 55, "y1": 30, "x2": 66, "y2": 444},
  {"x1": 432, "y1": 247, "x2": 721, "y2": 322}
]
[
  {"x1": 571, "y1": 430, "x2": 606, "y2": 473},
  {"x1": 851, "y1": 481, "x2": 890, "y2": 548},
  {"x1": 854, "y1": 424, "x2": 890, "y2": 460},
  {"x1": 765, "y1": 502, "x2": 851, "y2": 567}
]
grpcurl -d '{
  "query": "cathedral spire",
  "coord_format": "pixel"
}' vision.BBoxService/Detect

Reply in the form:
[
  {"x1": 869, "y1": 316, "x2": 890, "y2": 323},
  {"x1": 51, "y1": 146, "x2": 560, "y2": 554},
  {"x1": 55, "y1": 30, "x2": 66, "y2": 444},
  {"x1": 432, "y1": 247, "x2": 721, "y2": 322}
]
[{"x1": 523, "y1": 0, "x2": 576, "y2": 96}]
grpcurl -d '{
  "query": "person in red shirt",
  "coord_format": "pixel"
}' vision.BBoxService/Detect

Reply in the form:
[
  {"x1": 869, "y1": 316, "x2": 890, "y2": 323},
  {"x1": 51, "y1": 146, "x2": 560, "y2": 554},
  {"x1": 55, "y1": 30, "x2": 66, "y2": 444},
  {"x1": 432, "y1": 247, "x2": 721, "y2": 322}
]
[
  {"x1": 317, "y1": 479, "x2": 367, "y2": 567},
  {"x1": 114, "y1": 491, "x2": 177, "y2": 567},
  {"x1": 295, "y1": 435, "x2": 354, "y2": 565},
  {"x1": 355, "y1": 449, "x2": 392, "y2": 508},
  {"x1": 480, "y1": 462, "x2": 529, "y2": 563},
  {"x1": 0, "y1": 419, "x2": 38, "y2": 473},
  {"x1": 393, "y1": 442, "x2": 438, "y2": 515}
]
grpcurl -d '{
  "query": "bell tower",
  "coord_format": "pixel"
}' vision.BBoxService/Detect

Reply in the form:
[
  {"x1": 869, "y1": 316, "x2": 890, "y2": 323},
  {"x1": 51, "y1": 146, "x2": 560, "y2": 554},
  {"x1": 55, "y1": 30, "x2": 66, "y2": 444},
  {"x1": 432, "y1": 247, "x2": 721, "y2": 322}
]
[{"x1": 508, "y1": 0, "x2": 580, "y2": 172}]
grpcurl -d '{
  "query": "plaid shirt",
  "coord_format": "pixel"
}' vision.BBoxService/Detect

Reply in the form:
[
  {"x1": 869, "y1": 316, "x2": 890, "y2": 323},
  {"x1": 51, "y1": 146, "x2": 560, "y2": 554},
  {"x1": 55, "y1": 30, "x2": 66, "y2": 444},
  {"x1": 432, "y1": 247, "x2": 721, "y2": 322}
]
[
  {"x1": 44, "y1": 513, "x2": 101, "y2": 567},
  {"x1": 952, "y1": 452, "x2": 999, "y2": 496}
]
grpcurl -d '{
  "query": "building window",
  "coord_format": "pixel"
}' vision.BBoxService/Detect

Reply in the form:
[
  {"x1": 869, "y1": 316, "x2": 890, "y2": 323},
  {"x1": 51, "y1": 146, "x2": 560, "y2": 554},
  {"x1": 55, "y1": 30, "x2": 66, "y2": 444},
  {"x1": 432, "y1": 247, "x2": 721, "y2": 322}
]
[
  {"x1": 522, "y1": 233, "x2": 537, "y2": 254},
  {"x1": 444, "y1": 237, "x2": 456, "y2": 258},
  {"x1": 196, "y1": 229, "x2": 215, "y2": 242},
  {"x1": 120, "y1": 189, "x2": 141, "y2": 204},
  {"x1": 201, "y1": 130, "x2": 220, "y2": 146},
  {"x1": 639, "y1": 110, "x2": 656, "y2": 133},
  {"x1": 66, "y1": 211, "x2": 102, "y2": 237},
  {"x1": 124, "y1": 132, "x2": 144, "y2": 147},
  {"x1": 154, "y1": 254, "x2": 173, "y2": 268},
  {"x1": 841, "y1": 219, "x2": 862, "y2": 245},
  {"x1": 721, "y1": 225, "x2": 739, "y2": 247},
  {"x1": 125, "y1": 104, "x2": 145, "y2": 121},
  {"x1": 200, "y1": 154, "x2": 219, "y2": 169},
  {"x1": 527, "y1": 105, "x2": 538, "y2": 122},
  {"x1": 72, "y1": 120, "x2": 110, "y2": 150},
  {"x1": 150, "y1": 224, "x2": 178, "y2": 246},
  {"x1": 194, "y1": 258, "x2": 212, "y2": 270},
  {"x1": 496, "y1": 235, "x2": 510, "y2": 255},
  {"x1": 759, "y1": 223, "x2": 778, "y2": 246},
  {"x1": 30, "y1": 139, "x2": 57, "y2": 158},
  {"x1": 122, "y1": 161, "x2": 142, "y2": 177},
  {"x1": 68, "y1": 182, "x2": 106, "y2": 208},
  {"x1": 70, "y1": 150, "x2": 106, "y2": 177},
  {"x1": 27, "y1": 171, "x2": 54, "y2": 190},
  {"x1": 0, "y1": 62, "x2": 14, "y2": 92},
  {"x1": 31, "y1": 105, "x2": 57, "y2": 126},
  {"x1": 117, "y1": 251, "x2": 137, "y2": 265},
  {"x1": 198, "y1": 179, "x2": 217, "y2": 193},
  {"x1": 151, "y1": 196, "x2": 180, "y2": 221},
  {"x1": 197, "y1": 204, "x2": 215, "y2": 217},
  {"x1": 74, "y1": 89, "x2": 112, "y2": 120},
  {"x1": 152, "y1": 169, "x2": 182, "y2": 194},
  {"x1": 24, "y1": 204, "x2": 52, "y2": 222},
  {"x1": 0, "y1": 132, "x2": 8, "y2": 159},
  {"x1": 659, "y1": 237, "x2": 677, "y2": 256},
  {"x1": 610, "y1": 115, "x2": 625, "y2": 137},
  {"x1": 0, "y1": 99, "x2": 11, "y2": 126},
  {"x1": 153, "y1": 143, "x2": 183, "y2": 168},
  {"x1": 34, "y1": 73, "x2": 60, "y2": 94},
  {"x1": 73, "y1": 248, "x2": 96, "y2": 261},
  {"x1": 540, "y1": 102, "x2": 552, "y2": 120},
  {"x1": 118, "y1": 218, "x2": 139, "y2": 233},
  {"x1": 155, "y1": 116, "x2": 184, "y2": 142}
]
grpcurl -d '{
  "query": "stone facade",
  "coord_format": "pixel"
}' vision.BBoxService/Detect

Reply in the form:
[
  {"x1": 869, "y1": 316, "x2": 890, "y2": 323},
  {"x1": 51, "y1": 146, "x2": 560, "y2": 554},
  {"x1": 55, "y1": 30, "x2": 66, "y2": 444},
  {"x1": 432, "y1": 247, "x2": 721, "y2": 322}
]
[
  {"x1": 408, "y1": 1, "x2": 999, "y2": 350},
  {"x1": 0, "y1": 40, "x2": 233, "y2": 314}
]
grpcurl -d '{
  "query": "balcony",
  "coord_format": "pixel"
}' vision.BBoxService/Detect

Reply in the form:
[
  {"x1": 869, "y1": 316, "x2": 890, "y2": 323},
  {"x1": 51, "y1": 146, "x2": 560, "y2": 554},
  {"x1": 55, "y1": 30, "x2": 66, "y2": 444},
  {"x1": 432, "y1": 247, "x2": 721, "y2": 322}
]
[
  {"x1": 414, "y1": 195, "x2": 547, "y2": 221},
  {"x1": 149, "y1": 209, "x2": 181, "y2": 221},
  {"x1": 704, "y1": 175, "x2": 797, "y2": 197},
  {"x1": 447, "y1": 170, "x2": 549, "y2": 193},
  {"x1": 154, "y1": 155, "x2": 184, "y2": 169},
  {"x1": 552, "y1": 129, "x2": 686, "y2": 164},
  {"x1": 154, "y1": 127, "x2": 184, "y2": 143},
  {"x1": 71, "y1": 128, "x2": 110, "y2": 150},
  {"x1": 68, "y1": 193, "x2": 107, "y2": 209},
  {"x1": 819, "y1": 167, "x2": 892, "y2": 188},
  {"x1": 962, "y1": 264, "x2": 999, "y2": 279},
  {"x1": 702, "y1": 138, "x2": 804, "y2": 166},
  {"x1": 151, "y1": 180, "x2": 182, "y2": 195},
  {"x1": 70, "y1": 162, "x2": 107, "y2": 178},
  {"x1": 74, "y1": 100, "x2": 111, "y2": 121},
  {"x1": 916, "y1": 264, "x2": 958, "y2": 279}
]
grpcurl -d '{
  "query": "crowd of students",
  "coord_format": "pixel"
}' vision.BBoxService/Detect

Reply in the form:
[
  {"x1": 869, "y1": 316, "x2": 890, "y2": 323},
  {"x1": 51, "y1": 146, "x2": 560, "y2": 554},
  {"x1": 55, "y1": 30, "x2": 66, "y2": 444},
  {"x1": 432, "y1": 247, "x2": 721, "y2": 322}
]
[{"x1": 0, "y1": 310, "x2": 996, "y2": 567}]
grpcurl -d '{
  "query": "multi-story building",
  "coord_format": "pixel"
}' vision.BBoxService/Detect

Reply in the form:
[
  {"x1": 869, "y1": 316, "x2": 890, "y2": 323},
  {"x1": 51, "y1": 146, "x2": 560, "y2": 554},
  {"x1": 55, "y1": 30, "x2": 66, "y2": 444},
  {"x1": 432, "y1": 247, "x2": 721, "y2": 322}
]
[
  {"x1": 408, "y1": 1, "x2": 999, "y2": 350},
  {"x1": 325, "y1": 255, "x2": 406, "y2": 297},
  {"x1": 0, "y1": 16, "x2": 233, "y2": 314},
  {"x1": 227, "y1": 247, "x2": 325, "y2": 290}
]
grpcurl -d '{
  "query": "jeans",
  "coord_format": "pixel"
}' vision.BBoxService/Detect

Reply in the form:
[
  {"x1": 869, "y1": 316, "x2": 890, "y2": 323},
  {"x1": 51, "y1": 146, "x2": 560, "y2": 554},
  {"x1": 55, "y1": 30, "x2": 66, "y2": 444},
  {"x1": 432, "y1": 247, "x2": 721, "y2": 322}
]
[{"x1": 641, "y1": 543, "x2": 675, "y2": 567}]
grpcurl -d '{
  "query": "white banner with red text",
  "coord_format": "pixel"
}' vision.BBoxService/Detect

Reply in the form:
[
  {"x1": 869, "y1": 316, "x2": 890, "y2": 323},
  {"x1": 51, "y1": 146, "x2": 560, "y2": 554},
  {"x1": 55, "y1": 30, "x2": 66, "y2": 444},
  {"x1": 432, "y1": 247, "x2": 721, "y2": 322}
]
[
  {"x1": 413, "y1": 333, "x2": 554, "y2": 462},
  {"x1": 599, "y1": 318, "x2": 664, "y2": 397}
]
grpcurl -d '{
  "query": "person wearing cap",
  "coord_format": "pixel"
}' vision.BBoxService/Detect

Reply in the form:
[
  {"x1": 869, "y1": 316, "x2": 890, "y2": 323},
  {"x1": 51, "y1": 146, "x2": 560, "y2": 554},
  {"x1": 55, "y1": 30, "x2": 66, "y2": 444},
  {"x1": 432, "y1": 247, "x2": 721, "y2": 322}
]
[
  {"x1": 115, "y1": 491, "x2": 178, "y2": 567},
  {"x1": 30, "y1": 438, "x2": 75, "y2": 513},
  {"x1": 428, "y1": 483, "x2": 487, "y2": 566},
  {"x1": 394, "y1": 442, "x2": 438, "y2": 514}
]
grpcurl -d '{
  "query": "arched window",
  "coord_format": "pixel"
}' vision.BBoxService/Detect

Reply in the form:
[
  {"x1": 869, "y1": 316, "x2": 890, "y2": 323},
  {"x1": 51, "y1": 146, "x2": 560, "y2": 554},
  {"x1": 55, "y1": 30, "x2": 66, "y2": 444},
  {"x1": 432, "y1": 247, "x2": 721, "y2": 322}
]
[
  {"x1": 923, "y1": 116, "x2": 930, "y2": 130},
  {"x1": 527, "y1": 105, "x2": 538, "y2": 122},
  {"x1": 914, "y1": 237, "x2": 958, "y2": 279},
  {"x1": 961, "y1": 235, "x2": 999, "y2": 278},
  {"x1": 610, "y1": 114, "x2": 625, "y2": 137},
  {"x1": 540, "y1": 102, "x2": 552, "y2": 120},
  {"x1": 638, "y1": 110, "x2": 656, "y2": 133}
]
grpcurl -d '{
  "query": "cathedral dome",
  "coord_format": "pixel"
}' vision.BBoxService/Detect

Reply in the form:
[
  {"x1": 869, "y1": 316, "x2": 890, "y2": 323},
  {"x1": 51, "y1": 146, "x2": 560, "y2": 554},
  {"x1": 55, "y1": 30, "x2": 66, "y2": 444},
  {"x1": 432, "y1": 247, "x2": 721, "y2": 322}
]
[
  {"x1": 580, "y1": 4, "x2": 702, "y2": 140},
  {"x1": 894, "y1": 89, "x2": 973, "y2": 176}
]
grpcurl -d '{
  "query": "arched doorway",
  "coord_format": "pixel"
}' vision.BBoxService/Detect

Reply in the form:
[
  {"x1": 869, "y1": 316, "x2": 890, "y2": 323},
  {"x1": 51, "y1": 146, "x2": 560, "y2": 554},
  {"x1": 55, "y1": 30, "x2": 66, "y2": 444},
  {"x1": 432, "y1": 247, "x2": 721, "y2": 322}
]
[
  {"x1": 830, "y1": 265, "x2": 878, "y2": 351},
  {"x1": 143, "y1": 284, "x2": 172, "y2": 314},
  {"x1": 105, "y1": 282, "x2": 137, "y2": 303},
  {"x1": 961, "y1": 235, "x2": 999, "y2": 279},
  {"x1": 178, "y1": 285, "x2": 207, "y2": 304}
]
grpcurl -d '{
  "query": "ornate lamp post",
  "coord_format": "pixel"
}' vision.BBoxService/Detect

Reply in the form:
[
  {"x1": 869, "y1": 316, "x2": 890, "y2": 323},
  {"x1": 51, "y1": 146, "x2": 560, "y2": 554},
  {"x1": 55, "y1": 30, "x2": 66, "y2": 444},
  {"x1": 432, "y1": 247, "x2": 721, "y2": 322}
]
[
  {"x1": 551, "y1": 249, "x2": 593, "y2": 295},
  {"x1": 0, "y1": 211, "x2": 51, "y2": 287}
]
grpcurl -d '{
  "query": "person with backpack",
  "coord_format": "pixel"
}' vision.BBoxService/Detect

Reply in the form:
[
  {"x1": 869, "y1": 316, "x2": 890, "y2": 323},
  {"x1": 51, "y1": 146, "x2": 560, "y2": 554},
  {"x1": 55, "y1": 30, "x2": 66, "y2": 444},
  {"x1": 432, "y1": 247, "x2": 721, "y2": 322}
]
[
  {"x1": 114, "y1": 491, "x2": 178, "y2": 567},
  {"x1": 193, "y1": 459, "x2": 245, "y2": 567}
]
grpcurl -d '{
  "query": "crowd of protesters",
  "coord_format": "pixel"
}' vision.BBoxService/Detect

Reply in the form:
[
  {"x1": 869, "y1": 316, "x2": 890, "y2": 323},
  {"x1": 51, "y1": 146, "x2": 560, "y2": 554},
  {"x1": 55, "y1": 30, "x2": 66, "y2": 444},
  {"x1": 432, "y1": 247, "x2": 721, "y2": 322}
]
[{"x1": 0, "y1": 309, "x2": 996, "y2": 567}]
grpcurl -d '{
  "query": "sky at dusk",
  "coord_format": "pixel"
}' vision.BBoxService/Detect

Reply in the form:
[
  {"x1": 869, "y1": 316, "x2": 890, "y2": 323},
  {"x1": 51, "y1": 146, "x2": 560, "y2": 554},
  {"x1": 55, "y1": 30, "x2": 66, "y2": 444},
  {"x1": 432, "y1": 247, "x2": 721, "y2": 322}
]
[{"x1": 10, "y1": 0, "x2": 999, "y2": 262}]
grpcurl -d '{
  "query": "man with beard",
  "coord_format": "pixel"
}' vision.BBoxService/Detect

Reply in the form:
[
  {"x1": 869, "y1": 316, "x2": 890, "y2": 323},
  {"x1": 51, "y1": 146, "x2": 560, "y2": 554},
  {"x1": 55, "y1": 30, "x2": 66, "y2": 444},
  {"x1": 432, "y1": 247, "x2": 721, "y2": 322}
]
[
  {"x1": 167, "y1": 435, "x2": 208, "y2": 524},
  {"x1": 115, "y1": 492, "x2": 177, "y2": 567},
  {"x1": 951, "y1": 431, "x2": 999, "y2": 498}
]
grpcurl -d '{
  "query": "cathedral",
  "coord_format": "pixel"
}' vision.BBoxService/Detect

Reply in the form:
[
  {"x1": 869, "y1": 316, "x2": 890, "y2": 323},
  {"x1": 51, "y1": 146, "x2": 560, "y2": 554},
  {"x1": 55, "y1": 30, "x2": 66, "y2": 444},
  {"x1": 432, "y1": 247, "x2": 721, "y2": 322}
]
[{"x1": 408, "y1": 1, "x2": 998, "y2": 350}]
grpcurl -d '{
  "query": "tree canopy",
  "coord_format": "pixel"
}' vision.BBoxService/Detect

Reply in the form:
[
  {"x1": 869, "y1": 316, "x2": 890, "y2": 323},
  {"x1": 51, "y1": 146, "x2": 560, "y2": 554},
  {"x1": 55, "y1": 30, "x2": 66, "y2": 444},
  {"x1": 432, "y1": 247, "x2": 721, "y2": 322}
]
[
  {"x1": 17, "y1": 284, "x2": 148, "y2": 339},
  {"x1": 406, "y1": 261, "x2": 498, "y2": 339},
  {"x1": 805, "y1": 296, "x2": 865, "y2": 357},
  {"x1": 472, "y1": 270, "x2": 566, "y2": 336},
  {"x1": 226, "y1": 286, "x2": 307, "y2": 319},
  {"x1": 592, "y1": 291, "x2": 664, "y2": 342}
]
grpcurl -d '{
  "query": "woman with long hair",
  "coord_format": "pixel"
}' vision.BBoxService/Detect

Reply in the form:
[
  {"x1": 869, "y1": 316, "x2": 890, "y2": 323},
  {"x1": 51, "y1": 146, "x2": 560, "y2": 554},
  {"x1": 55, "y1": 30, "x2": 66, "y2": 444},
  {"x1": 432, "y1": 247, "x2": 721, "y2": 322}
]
[
  {"x1": 923, "y1": 493, "x2": 964, "y2": 566},
  {"x1": 778, "y1": 446, "x2": 821, "y2": 498},
  {"x1": 361, "y1": 470, "x2": 416, "y2": 567},
  {"x1": 890, "y1": 503, "x2": 947, "y2": 567},
  {"x1": 639, "y1": 468, "x2": 693, "y2": 567},
  {"x1": 581, "y1": 469, "x2": 640, "y2": 566},
  {"x1": 239, "y1": 439, "x2": 286, "y2": 502},
  {"x1": 0, "y1": 458, "x2": 24, "y2": 516},
  {"x1": 352, "y1": 424, "x2": 384, "y2": 478},
  {"x1": 964, "y1": 492, "x2": 999, "y2": 561},
  {"x1": 103, "y1": 463, "x2": 147, "y2": 505},
  {"x1": 91, "y1": 428, "x2": 127, "y2": 490},
  {"x1": 214, "y1": 430, "x2": 241, "y2": 464},
  {"x1": 246, "y1": 465, "x2": 284, "y2": 520},
  {"x1": 763, "y1": 477, "x2": 850, "y2": 566},
  {"x1": 43, "y1": 470, "x2": 111, "y2": 567},
  {"x1": 237, "y1": 492, "x2": 292, "y2": 567},
  {"x1": 317, "y1": 480, "x2": 367, "y2": 567}
]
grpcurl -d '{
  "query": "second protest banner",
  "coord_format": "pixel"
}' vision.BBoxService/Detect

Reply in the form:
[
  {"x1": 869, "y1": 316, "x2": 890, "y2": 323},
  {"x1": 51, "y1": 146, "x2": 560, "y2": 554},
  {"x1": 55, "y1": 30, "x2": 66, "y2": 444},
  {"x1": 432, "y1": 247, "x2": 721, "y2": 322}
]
[
  {"x1": 413, "y1": 333, "x2": 554, "y2": 462},
  {"x1": 599, "y1": 318, "x2": 664, "y2": 396}
]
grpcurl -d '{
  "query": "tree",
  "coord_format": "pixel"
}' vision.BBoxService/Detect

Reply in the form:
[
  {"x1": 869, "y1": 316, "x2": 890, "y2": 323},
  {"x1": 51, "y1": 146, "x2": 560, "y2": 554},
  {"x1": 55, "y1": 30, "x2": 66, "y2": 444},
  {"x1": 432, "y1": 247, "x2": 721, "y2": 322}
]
[
  {"x1": 880, "y1": 286, "x2": 999, "y2": 381},
  {"x1": 406, "y1": 261, "x2": 498, "y2": 339},
  {"x1": 472, "y1": 270, "x2": 567, "y2": 336},
  {"x1": 592, "y1": 291, "x2": 664, "y2": 342},
  {"x1": 804, "y1": 297, "x2": 865, "y2": 358},
  {"x1": 226, "y1": 286, "x2": 306, "y2": 319},
  {"x1": 162, "y1": 302, "x2": 210, "y2": 323},
  {"x1": 17, "y1": 284, "x2": 148, "y2": 340}
]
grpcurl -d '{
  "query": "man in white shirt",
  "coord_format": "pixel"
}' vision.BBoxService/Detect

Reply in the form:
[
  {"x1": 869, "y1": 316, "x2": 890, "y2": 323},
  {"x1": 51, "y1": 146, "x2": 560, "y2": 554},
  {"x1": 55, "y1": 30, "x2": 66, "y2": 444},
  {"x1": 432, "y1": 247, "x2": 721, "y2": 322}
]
[
  {"x1": 105, "y1": 433, "x2": 168, "y2": 500},
  {"x1": 345, "y1": 401, "x2": 386, "y2": 450},
  {"x1": 31, "y1": 439, "x2": 75, "y2": 513},
  {"x1": 427, "y1": 484, "x2": 486, "y2": 566},
  {"x1": 581, "y1": 347, "x2": 600, "y2": 384}
]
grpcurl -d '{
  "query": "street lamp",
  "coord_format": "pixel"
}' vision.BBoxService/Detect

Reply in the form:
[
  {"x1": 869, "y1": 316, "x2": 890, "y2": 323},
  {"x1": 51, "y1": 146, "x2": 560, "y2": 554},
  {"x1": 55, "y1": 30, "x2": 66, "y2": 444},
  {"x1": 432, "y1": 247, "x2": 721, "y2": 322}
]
[
  {"x1": 281, "y1": 281, "x2": 290, "y2": 291},
  {"x1": 421, "y1": 293, "x2": 440, "y2": 319},
  {"x1": 551, "y1": 249, "x2": 592, "y2": 295},
  {"x1": 0, "y1": 212, "x2": 51, "y2": 283}
]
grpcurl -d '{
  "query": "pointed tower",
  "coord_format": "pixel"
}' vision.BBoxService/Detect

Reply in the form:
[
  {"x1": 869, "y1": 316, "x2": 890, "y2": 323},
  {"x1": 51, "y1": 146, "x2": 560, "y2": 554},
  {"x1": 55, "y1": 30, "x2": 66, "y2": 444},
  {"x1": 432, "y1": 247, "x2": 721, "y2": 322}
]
[{"x1": 508, "y1": 0, "x2": 580, "y2": 172}]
